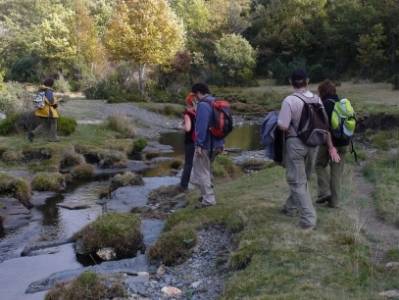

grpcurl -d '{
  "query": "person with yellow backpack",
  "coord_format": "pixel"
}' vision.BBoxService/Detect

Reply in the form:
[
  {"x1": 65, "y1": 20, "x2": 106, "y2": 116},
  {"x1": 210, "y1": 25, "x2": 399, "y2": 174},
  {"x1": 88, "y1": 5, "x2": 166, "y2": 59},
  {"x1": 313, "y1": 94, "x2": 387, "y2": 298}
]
[
  {"x1": 316, "y1": 80, "x2": 356, "y2": 208},
  {"x1": 28, "y1": 78, "x2": 60, "y2": 142}
]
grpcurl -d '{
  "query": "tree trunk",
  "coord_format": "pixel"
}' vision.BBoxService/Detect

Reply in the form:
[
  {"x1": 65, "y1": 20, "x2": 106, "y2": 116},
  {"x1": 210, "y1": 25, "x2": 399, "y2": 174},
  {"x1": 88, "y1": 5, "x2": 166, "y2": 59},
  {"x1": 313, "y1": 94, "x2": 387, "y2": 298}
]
[{"x1": 138, "y1": 64, "x2": 146, "y2": 96}]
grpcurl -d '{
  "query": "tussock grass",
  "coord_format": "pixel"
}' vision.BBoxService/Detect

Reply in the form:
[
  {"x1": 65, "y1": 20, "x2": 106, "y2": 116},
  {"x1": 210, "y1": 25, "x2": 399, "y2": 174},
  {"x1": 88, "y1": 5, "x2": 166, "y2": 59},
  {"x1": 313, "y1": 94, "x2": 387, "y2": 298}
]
[
  {"x1": 0, "y1": 173, "x2": 31, "y2": 208},
  {"x1": 160, "y1": 166, "x2": 397, "y2": 299},
  {"x1": 109, "y1": 172, "x2": 144, "y2": 193},
  {"x1": 105, "y1": 115, "x2": 136, "y2": 138},
  {"x1": 31, "y1": 172, "x2": 65, "y2": 192}
]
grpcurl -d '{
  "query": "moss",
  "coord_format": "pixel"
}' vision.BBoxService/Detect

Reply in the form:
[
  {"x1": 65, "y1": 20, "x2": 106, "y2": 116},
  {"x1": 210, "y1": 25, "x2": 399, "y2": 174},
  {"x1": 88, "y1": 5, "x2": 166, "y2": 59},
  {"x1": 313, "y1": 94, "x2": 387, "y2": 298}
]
[
  {"x1": 58, "y1": 116, "x2": 77, "y2": 136},
  {"x1": 45, "y1": 271, "x2": 126, "y2": 300},
  {"x1": 109, "y1": 172, "x2": 144, "y2": 193},
  {"x1": 70, "y1": 164, "x2": 95, "y2": 181},
  {"x1": 31, "y1": 172, "x2": 65, "y2": 192},
  {"x1": 74, "y1": 213, "x2": 143, "y2": 258},
  {"x1": 106, "y1": 115, "x2": 136, "y2": 138},
  {"x1": 132, "y1": 138, "x2": 148, "y2": 153},
  {"x1": 59, "y1": 150, "x2": 85, "y2": 169},
  {"x1": 213, "y1": 155, "x2": 241, "y2": 178},
  {"x1": 0, "y1": 173, "x2": 31, "y2": 208},
  {"x1": 148, "y1": 226, "x2": 197, "y2": 266}
]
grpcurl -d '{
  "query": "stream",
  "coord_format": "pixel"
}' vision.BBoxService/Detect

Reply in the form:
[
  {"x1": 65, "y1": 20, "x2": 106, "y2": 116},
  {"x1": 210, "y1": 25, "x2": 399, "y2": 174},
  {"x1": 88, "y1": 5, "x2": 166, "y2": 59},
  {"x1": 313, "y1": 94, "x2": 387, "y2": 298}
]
[{"x1": 0, "y1": 122, "x2": 262, "y2": 300}]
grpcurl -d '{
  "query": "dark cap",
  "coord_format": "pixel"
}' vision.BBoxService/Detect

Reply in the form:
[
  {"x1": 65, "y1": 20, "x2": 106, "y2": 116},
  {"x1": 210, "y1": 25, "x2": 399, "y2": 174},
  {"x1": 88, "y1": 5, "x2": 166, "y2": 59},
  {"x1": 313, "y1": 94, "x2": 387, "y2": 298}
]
[{"x1": 290, "y1": 69, "x2": 308, "y2": 82}]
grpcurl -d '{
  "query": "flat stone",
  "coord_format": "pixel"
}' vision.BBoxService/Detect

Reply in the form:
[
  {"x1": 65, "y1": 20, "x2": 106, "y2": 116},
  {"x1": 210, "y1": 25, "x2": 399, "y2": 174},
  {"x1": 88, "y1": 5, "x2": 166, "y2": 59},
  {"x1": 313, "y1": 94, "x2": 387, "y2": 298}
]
[
  {"x1": 57, "y1": 201, "x2": 91, "y2": 210},
  {"x1": 161, "y1": 286, "x2": 182, "y2": 298},
  {"x1": 379, "y1": 290, "x2": 399, "y2": 298}
]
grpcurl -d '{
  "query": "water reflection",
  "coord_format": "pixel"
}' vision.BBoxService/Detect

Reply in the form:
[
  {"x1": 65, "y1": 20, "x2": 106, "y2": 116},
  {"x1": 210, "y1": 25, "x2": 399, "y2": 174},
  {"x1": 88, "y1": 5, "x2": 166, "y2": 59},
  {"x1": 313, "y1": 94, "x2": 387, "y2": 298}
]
[{"x1": 159, "y1": 124, "x2": 262, "y2": 155}]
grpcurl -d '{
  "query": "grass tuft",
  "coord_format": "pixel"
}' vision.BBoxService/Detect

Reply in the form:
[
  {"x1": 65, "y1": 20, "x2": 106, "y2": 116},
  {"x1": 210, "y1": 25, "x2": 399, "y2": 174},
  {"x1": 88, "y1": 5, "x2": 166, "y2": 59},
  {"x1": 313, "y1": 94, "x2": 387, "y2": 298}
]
[{"x1": 31, "y1": 172, "x2": 65, "y2": 192}]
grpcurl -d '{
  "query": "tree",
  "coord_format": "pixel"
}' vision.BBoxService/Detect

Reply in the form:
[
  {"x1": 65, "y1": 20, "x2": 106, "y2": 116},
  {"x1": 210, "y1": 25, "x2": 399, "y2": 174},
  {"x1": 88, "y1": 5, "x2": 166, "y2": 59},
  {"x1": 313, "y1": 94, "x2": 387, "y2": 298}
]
[
  {"x1": 105, "y1": 0, "x2": 185, "y2": 95},
  {"x1": 214, "y1": 33, "x2": 256, "y2": 85},
  {"x1": 357, "y1": 23, "x2": 387, "y2": 78}
]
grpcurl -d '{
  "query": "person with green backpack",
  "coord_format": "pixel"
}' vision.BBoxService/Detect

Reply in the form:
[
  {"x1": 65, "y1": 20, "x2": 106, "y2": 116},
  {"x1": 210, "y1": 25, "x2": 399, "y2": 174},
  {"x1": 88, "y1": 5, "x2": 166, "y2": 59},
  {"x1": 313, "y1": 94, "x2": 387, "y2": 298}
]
[{"x1": 315, "y1": 80, "x2": 356, "y2": 208}]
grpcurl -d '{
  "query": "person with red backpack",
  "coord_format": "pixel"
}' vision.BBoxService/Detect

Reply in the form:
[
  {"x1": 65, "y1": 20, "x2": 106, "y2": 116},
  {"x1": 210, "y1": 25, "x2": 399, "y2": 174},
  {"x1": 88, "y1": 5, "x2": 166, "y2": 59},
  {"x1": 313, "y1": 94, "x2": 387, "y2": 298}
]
[
  {"x1": 180, "y1": 92, "x2": 197, "y2": 191},
  {"x1": 190, "y1": 83, "x2": 232, "y2": 208},
  {"x1": 278, "y1": 70, "x2": 340, "y2": 230}
]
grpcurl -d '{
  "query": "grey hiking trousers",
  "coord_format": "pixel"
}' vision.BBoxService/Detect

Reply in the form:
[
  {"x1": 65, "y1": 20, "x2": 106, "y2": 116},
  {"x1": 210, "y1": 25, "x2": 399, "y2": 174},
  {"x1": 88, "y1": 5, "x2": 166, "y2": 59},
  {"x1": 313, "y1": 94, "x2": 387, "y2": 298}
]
[
  {"x1": 190, "y1": 150, "x2": 216, "y2": 205},
  {"x1": 284, "y1": 137, "x2": 317, "y2": 227}
]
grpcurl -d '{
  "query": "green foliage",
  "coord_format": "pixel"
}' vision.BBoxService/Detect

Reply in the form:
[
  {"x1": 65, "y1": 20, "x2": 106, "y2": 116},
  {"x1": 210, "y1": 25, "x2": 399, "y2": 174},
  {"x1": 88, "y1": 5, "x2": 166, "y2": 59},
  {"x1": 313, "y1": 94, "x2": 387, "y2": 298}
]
[
  {"x1": 58, "y1": 116, "x2": 77, "y2": 136},
  {"x1": 0, "y1": 114, "x2": 20, "y2": 136},
  {"x1": 31, "y1": 172, "x2": 65, "y2": 192},
  {"x1": 74, "y1": 212, "x2": 143, "y2": 258},
  {"x1": 148, "y1": 226, "x2": 197, "y2": 266},
  {"x1": 214, "y1": 34, "x2": 256, "y2": 85},
  {"x1": 45, "y1": 271, "x2": 126, "y2": 300},
  {"x1": 53, "y1": 74, "x2": 71, "y2": 93},
  {"x1": 0, "y1": 82, "x2": 31, "y2": 115},
  {"x1": 132, "y1": 138, "x2": 148, "y2": 154}
]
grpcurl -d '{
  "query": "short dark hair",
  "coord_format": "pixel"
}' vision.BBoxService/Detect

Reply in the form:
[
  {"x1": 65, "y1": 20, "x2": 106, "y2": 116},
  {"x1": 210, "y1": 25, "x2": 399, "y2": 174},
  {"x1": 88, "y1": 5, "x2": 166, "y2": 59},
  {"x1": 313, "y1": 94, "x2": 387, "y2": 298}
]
[
  {"x1": 191, "y1": 83, "x2": 210, "y2": 95},
  {"x1": 290, "y1": 69, "x2": 308, "y2": 89},
  {"x1": 43, "y1": 78, "x2": 54, "y2": 88},
  {"x1": 318, "y1": 79, "x2": 337, "y2": 101}
]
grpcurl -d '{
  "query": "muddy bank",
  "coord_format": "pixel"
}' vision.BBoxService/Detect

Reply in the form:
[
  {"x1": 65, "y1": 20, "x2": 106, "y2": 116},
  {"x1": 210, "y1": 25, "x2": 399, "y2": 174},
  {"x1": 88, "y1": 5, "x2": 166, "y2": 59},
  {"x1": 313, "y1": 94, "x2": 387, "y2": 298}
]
[{"x1": 357, "y1": 113, "x2": 399, "y2": 133}]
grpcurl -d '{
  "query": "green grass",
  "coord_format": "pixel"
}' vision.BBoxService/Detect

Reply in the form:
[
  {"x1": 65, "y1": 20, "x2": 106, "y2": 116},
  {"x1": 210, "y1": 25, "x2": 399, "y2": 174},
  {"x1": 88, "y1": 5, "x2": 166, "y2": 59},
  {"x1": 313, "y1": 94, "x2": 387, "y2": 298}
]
[{"x1": 158, "y1": 166, "x2": 398, "y2": 299}]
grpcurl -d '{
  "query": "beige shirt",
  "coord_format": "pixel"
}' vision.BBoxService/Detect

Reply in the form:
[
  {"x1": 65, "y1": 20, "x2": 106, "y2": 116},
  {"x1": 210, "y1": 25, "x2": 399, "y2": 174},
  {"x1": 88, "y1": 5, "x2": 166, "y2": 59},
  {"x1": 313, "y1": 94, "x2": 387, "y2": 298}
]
[{"x1": 278, "y1": 89, "x2": 322, "y2": 137}]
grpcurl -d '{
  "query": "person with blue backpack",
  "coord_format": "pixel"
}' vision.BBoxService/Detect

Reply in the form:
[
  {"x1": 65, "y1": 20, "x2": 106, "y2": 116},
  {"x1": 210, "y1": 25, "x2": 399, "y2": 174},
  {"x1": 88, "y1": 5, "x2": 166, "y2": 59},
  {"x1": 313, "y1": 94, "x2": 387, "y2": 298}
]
[{"x1": 315, "y1": 80, "x2": 356, "y2": 208}]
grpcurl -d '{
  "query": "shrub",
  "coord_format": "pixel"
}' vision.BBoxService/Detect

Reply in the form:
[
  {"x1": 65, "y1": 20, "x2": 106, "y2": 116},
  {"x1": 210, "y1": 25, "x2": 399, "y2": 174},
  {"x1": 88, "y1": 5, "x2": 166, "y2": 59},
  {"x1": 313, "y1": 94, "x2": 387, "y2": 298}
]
[
  {"x1": 58, "y1": 116, "x2": 77, "y2": 136},
  {"x1": 148, "y1": 226, "x2": 197, "y2": 266},
  {"x1": 7, "y1": 55, "x2": 41, "y2": 83},
  {"x1": 0, "y1": 82, "x2": 31, "y2": 115},
  {"x1": 0, "y1": 114, "x2": 20, "y2": 135},
  {"x1": 0, "y1": 173, "x2": 32, "y2": 208},
  {"x1": 31, "y1": 172, "x2": 65, "y2": 192},
  {"x1": 132, "y1": 138, "x2": 148, "y2": 153},
  {"x1": 74, "y1": 213, "x2": 143, "y2": 258},
  {"x1": 106, "y1": 115, "x2": 136, "y2": 138},
  {"x1": 54, "y1": 74, "x2": 71, "y2": 93},
  {"x1": 109, "y1": 172, "x2": 144, "y2": 193},
  {"x1": 70, "y1": 164, "x2": 95, "y2": 181},
  {"x1": 45, "y1": 271, "x2": 126, "y2": 300}
]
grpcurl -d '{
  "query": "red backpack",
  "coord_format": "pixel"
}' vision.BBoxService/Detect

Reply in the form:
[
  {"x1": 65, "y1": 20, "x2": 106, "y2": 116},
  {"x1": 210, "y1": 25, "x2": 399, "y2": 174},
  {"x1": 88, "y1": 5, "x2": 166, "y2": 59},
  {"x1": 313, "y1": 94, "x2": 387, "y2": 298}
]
[{"x1": 205, "y1": 99, "x2": 233, "y2": 139}]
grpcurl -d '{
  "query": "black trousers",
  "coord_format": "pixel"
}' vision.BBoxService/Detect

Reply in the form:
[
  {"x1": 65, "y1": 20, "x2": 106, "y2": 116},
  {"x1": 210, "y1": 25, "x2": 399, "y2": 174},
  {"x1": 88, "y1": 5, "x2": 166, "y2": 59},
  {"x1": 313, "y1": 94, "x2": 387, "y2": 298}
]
[{"x1": 180, "y1": 142, "x2": 195, "y2": 189}]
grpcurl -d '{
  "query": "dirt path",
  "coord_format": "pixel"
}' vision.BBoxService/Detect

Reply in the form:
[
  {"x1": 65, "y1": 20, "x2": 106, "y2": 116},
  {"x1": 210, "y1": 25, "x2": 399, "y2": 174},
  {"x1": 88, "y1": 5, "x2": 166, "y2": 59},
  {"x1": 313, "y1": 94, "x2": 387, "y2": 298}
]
[{"x1": 348, "y1": 165, "x2": 399, "y2": 263}]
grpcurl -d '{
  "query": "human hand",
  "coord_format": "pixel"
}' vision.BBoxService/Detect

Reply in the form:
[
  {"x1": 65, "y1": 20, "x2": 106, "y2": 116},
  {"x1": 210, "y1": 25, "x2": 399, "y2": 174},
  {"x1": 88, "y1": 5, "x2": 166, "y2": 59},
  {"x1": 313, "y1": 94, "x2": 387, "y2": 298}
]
[
  {"x1": 196, "y1": 147, "x2": 204, "y2": 156},
  {"x1": 329, "y1": 147, "x2": 341, "y2": 163}
]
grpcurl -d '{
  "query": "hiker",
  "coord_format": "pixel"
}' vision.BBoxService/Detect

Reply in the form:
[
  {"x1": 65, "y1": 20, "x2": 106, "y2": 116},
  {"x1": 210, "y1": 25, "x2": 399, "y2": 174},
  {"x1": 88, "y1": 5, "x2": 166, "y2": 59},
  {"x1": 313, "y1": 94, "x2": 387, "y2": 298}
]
[
  {"x1": 278, "y1": 70, "x2": 340, "y2": 230},
  {"x1": 190, "y1": 83, "x2": 225, "y2": 208},
  {"x1": 180, "y1": 92, "x2": 197, "y2": 191},
  {"x1": 315, "y1": 80, "x2": 352, "y2": 208},
  {"x1": 29, "y1": 78, "x2": 60, "y2": 142}
]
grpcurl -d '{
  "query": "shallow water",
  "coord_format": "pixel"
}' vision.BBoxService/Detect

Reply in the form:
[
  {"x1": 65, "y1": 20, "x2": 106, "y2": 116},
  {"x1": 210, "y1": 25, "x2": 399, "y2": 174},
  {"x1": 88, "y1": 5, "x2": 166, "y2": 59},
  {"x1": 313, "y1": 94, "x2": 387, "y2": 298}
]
[{"x1": 159, "y1": 124, "x2": 262, "y2": 156}]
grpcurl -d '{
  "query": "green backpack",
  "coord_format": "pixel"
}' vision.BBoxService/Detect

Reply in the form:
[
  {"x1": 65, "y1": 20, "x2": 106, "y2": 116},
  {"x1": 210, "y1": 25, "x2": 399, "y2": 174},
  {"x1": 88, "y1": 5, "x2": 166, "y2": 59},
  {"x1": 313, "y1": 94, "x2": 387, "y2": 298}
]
[{"x1": 329, "y1": 98, "x2": 356, "y2": 141}]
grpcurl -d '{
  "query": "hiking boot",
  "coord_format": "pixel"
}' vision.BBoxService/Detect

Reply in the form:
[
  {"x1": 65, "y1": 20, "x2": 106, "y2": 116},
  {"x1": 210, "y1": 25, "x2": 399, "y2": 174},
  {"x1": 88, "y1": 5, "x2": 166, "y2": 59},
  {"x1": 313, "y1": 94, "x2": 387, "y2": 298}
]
[
  {"x1": 280, "y1": 206, "x2": 297, "y2": 217},
  {"x1": 299, "y1": 222, "x2": 315, "y2": 231},
  {"x1": 194, "y1": 202, "x2": 214, "y2": 209},
  {"x1": 316, "y1": 195, "x2": 331, "y2": 204},
  {"x1": 28, "y1": 131, "x2": 34, "y2": 143}
]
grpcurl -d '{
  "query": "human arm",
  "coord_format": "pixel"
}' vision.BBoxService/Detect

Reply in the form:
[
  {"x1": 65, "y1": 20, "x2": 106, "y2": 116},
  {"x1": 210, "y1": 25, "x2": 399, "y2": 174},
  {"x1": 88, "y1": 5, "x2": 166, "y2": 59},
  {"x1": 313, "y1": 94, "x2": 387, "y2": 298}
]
[
  {"x1": 183, "y1": 114, "x2": 192, "y2": 132},
  {"x1": 326, "y1": 132, "x2": 340, "y2": 163},
  {"x1": 195, "y1": 102, "x2": 211, "y2": 154},
  {"x1": 277, "y1": 100, "x2": 291, "y2": 132}
]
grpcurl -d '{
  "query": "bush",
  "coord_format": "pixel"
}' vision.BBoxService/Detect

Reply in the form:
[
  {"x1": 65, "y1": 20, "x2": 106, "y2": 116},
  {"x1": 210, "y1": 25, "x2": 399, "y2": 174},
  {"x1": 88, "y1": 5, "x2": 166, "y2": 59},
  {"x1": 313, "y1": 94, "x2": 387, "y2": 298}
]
[
  {"x1": 0, "y1": 114, "x2": 20, "y2": 135},
  {"x1": 106, "y1": 115, "x2": 136, "y2": 138},
  {"x1": 0, "y1": 82, "x2": 32, "y2": 115},
  {"x1": 54, "y1": 74, "x2": 71, "y2": 93},
  {"x1": 45, "y1": 271, "x2": 126, "y2": 300},
  {"x1": 74, "y1": 213, "x2": 143, "y2": 258},
  {"x1": 7, "y1": 55, "x2": 41, "y2": 83},
  {"x1": 148, "y1": 226, "x2": 197, "y2": 266},
  {"x1": 31, "y1": 172, "x2": 65, "y2": 192},
  {"x1": 309, "y1": 64, "x2": 327, "y2": 83},
  {"x1": 0, "y1": 173, "x2": 32, "y2": 208},
  {"x1": 270, "y1": 57, "x2": 307, "y2": 85},
  {"x1": 132, "y1": 138, "x2": 148, "y2": 153},
  {"x1": 109, "y1": 172, "x2": 144, "y2": 193},
  {"x1": 58, "y1": 116, "x2": 77, "y2": 136}
]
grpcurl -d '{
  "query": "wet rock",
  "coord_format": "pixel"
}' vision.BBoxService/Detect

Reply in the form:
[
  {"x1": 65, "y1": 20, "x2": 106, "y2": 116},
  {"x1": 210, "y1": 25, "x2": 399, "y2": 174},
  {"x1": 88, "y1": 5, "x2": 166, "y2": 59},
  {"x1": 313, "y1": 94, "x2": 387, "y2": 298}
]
[
  {"x1": 161, "y1": 286, "x2": 182, "y2": 298},
  {"x1": 0, "y1": 215, "x2": 4, "y2": 237},
  {"x1": 110, "y1": 172, "x2": 144, "y2": 193},
  {"x1": 31, "y1": 191, "x2": 57, "y2": 206},
  {"x1": 379, "y1": 290, "x2": 399, "y2": 298},
  {"x1": 141, "y1": 219, "x2": 165, "y2": 247},
  {"x1": 385, "y1": 262, "x2": 399, "y2": 270},
  {"x1": 148, "y1": 185, "x2": 187, "y2": 212},
  {"x1": 97, "y1": 247, "x2": 117, "y2": 261},
  {"x1": 143, "y1": 141, "x2": 174, "y2": 155},
  {"x1": 21, "y1": 239, "x2": 74, "y2": 256},
  {"x1": 26, "y1": 254, "x2": 149, "y2": 293},
  {"x1": 0, "y1": 197, "x2": 31, "y2": 232}
]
